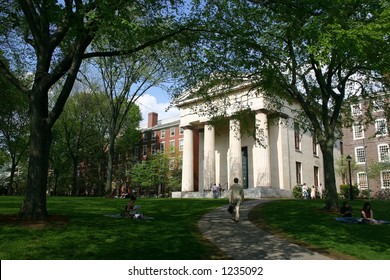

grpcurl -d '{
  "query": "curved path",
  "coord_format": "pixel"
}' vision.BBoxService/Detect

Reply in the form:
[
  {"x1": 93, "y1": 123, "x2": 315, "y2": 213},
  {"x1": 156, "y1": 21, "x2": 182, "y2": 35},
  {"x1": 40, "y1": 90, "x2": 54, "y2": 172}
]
[{"x1": 198, "y1": 199, "x2": 332, "y2": 260}]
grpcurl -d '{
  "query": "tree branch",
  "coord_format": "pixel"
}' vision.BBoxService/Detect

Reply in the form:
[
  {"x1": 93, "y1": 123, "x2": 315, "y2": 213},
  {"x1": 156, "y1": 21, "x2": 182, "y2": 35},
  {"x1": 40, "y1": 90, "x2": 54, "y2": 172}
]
[
  {"x1": 82, "y1": 27, "x2": 191, "y2": 59},
  {"x1": 0, "y1": 59, "x2": 29, "y2": 93}
]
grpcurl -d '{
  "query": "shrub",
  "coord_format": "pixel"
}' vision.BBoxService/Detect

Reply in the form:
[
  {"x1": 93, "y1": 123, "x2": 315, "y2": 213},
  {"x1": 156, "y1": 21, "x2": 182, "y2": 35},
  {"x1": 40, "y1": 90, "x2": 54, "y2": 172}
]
[
  {"x1": 340, "y1": 184, "x2": 360, "y2": 200},
  {"x1": 293, "y1": 185, "x2": 302, "y2": 199},
  {"x1": 359, "y1": 189, "x2": 372, "y2": 199},
  {"x1": 374, "y1": 188, "x2": 390, "y2": 200}
]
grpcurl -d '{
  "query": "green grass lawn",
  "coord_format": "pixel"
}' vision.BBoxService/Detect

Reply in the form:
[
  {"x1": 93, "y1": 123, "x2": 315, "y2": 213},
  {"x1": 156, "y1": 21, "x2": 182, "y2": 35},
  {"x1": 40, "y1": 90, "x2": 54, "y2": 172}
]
[
  {"x1": 2, "y1": 197, "x2": 390, "y2": 260},
  {"x1": 248, "y1": 199, "x2": 390, "y2": 260},
  {"x1": 0, "y1": 196, "x2": 228, "y2": 260}
]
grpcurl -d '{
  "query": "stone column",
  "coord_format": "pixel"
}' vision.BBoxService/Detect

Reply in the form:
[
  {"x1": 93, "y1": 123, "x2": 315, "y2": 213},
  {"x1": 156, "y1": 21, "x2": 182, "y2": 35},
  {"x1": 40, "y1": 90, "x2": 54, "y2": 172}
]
[
  {"x1": 253, "y1": 111, "x2": 271, "y2": 187},
  {"x1": 181, "y1": 127, "x2": 194, "y2": 192},
  {"x1": 203, "y1": 124, "x2": 215, "y2": 191},
  {"x1": 228, "y1": 119, "x2": 242, "y2": 188}
]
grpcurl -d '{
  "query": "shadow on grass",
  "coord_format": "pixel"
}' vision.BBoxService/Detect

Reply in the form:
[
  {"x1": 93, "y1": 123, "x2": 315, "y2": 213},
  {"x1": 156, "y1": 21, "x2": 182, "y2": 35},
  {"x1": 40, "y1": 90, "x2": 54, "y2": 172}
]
[
  {"x1": 248, "y1": 199, "x2": 390, "y2": 260},
  {"x1": 0, "y1": 197, "x2": 229, "y2": 260}
]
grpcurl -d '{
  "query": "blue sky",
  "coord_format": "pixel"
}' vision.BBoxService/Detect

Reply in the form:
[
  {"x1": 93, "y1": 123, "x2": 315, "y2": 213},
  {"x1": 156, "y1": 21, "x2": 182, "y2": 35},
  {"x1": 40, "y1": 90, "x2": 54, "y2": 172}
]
[{"x1": 136, "y1": 86, "x2": 180, "y2": 128}]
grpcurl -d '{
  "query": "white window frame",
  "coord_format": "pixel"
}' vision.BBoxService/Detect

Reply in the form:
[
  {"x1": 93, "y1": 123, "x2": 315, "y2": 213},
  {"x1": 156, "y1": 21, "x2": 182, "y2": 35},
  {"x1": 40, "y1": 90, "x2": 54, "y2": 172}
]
[
  {"x1": 160, "y1": 142, "x2": 165, "y2": 154},
  {"x1": 152, "y1": 131, "x2": 157, "y2": 141},
  {"x1": 380, "y1": 170, "x2": 390, "y2": 189},
  {"x1": 170, "y1": 140, "x2": 175, "y2": 149},
  {"x1": 352, "y1": 123, "x2": 364, "y2": 140},
  {"x1": 143, "y1": 132, "x2": 148, "y2": 143},
  {"x1": 142, "y1": 145, "x2": 147, "y2": 156},
  {"x1": 357, "y1": 172, "x2": 368, "y2": 189},
  {"x1": 375, "y1": 119, "x2": 388, "y2": 137},
  {"x1": 151, "y1": 144, "x2": 156, "y2": 155},
  {"x1": 355, "y1": 146, "x2": 366, "y2": 164},
  {"x1": 179, "y1": 139, "x2": 184, "y2": 151},
  {"x1": 170, "y1": 127, "x2": 175, "y2": 137},
  {"x1": 351, "y1": 104, "x2": 362, "y2": 116},
  {"x1": 160, "y1": 129, "x2": 165, "y2": 139},
  {"x1": 378, "y1": 144, "x2": 390, "y2": 162},
  {"x1": 373, "y1": 100, "x2": 384, "y2": 112},
  {"x1": 179, "y1": 127, "x2": 184, "y2": 135},
  {"x1": 169, "y1": 158, "x2": 175, "y2": 170}
]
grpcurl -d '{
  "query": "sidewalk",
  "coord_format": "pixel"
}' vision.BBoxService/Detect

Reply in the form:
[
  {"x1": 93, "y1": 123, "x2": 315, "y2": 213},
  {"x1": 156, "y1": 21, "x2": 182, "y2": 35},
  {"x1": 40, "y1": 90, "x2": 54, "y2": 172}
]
[{"x1": 198, "y1": 199, "x2": 332, "y2": 260}]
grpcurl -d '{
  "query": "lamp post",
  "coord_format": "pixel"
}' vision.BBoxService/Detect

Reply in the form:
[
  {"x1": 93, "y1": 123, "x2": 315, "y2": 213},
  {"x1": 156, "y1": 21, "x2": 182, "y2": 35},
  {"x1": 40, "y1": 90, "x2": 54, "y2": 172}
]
[{"x1": 346, "y1": 155, "x2": 353, "y2": 200}]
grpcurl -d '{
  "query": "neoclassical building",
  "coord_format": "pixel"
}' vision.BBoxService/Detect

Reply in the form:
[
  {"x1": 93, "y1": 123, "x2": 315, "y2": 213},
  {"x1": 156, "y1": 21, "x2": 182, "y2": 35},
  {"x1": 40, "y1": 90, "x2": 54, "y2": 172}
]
[{"x1": 175, "y1": 83, "x2": 342, "y2": 198}]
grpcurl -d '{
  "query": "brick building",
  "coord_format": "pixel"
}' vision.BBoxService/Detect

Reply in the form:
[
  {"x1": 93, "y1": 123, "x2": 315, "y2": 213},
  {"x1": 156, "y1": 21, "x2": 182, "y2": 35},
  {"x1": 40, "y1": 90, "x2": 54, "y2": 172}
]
[
  {"x1": 134, "y1": 112, "x2": 185, "y2": 167},
  {"x1": 342, "y1": 100, "x2": 390, "y2": 195}
]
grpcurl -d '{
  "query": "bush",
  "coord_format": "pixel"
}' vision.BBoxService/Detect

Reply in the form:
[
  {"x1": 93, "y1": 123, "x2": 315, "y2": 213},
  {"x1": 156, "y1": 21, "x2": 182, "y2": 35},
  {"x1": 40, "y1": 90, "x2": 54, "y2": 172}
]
[
  {"x1": 340, "y1": 184, "x2": 360, "y2": 199},
  {"x1": 359, "y1": 189, "x2": 372, "y2": 199},
  {"x1": 293, "y1": 185, "x2": 302, "y2": 199},
  {"x1": 374, "y1": 188, "x2": 390, "y2": 200}
]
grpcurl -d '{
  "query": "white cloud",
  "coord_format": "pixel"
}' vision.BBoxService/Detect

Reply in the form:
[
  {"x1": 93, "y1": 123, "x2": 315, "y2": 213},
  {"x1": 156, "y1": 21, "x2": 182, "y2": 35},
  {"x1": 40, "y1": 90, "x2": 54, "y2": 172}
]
[{"x1": 136, "y1": 94, "x2": 180, "y2": 128}]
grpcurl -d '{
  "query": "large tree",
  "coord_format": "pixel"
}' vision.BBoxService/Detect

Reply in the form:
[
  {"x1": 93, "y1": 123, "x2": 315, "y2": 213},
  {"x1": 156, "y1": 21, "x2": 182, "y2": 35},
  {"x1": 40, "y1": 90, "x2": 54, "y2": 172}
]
[
  {"x1": 172, "y1": 0, "x2": 390, "y2": 210},
  {"x1": 0, "y1": 68, "x2": 29, "y2": 195},
  {"x1": 81, "y1": 53, "x2": 155, "y2": 196},
  {"x1": 0, "y1": 0, "x2": 189, "y2": 219}
]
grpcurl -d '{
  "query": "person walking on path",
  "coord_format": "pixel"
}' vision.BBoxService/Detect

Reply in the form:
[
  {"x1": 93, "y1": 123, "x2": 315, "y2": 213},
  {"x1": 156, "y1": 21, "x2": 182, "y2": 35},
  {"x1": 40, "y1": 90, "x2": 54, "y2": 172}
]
[
  {"x1": 198, "y1": 199, "x2": 332, "y2": 260},
  {"x1": 229, "y1": 177, "x2": 244, "y2": 222}
]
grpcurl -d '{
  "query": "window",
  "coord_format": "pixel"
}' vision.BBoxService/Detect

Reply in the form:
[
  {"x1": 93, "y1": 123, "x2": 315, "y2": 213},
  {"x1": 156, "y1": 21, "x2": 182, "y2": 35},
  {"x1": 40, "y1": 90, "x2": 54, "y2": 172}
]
[
  {"x1": 160, "y1": 142, "x2": 165, "y2": 154},
  {"x1": 312, "y1": 136, "x2": 318, "y2": 156},
  {"x1": 314, "y1": 166, "x2": 319, "y2": 186},
  {"x1": 179, "y1": 127, "x2": 184, "y2": 134},
  {"x1": 355, "y1": 146, "x2": 366, "y2": 164},
  {"x1": 294, "y1": 123, "x2": 301, "y2": 151},
  {"x1": 169, "y1": 158, "x2": 175, "y2": 170},
  {"x1": 381, "y1": 170, "x2": 390, "y2": 189},
  {"x1": 170, "y1": 127, "x2": 175, "y2": 136},
  {"x1": 160, "y1": 129, "x2": 165, "y2": 139},
  {"x1": 170, "y1": 140, "x2": 175, "y2": 150},
  {"x1": 375, "y1": 119, "x2": 388, "y2": 136},
  {"x1": 351, "y1": 104, "x2": 362, "y2": 116},
  {"x1": 352, "y1": 123, "x2": 364, "y2": 140},
  {"x1": 134, "y1": 147, "x2": 139, "y2": 157},
  {"x1": 142, "y1": 145, "x2": 147, "y2": 156},
  {"x1": 357, "y1": 172, "x2": 368, "y2": 189},
  {"x1": 152, "y1": 131, "x2": 157, "y2": 141},
  {"x1": 378, "y1": 144, "x2": 390, "y2": 162},
  {"x1": 151, "y1": 144, "x2": 156, "y2": 155},
  {"x1": 373, "y1": 100, "x2": 385, "y2": 112},
  {"x1": 296, "y1": 162, "x2": 302, "y2": 185},
  {"x1": 143, "y1": 132, "x2": 148, "y2": 142},
  {"x1": 179, "y1": 139, "x2": 184, "y2": 151}
]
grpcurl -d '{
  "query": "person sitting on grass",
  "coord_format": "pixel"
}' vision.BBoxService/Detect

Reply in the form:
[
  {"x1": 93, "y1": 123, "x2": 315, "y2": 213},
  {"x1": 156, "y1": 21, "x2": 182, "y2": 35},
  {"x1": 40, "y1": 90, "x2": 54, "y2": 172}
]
[
  {"x1": 123, "y1": 195, "x2": 140, "y2": 218},
  {"x1": 335, "y1": 201, "x2": 359, "y2": 223},
  {"x1": 360, "y1": 202, "x2": 389, "y2": 224},
  {"x1": 340, "y1": 201, "x2": 353, "y2": 218},
  {"x1": 361, "y1": 202, "x2": 375, "y2": 223}
]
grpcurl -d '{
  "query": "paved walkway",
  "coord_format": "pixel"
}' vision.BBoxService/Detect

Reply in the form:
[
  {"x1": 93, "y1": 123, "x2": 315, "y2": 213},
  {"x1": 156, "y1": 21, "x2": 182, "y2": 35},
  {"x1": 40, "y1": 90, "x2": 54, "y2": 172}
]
[{"x1": 198, "y1": 199, "x2": 332, "y2": 260}]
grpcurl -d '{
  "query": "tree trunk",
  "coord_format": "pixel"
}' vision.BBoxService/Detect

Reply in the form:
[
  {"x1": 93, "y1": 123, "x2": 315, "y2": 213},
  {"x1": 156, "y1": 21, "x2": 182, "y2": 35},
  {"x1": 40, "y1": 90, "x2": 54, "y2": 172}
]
[
  {"x1": 7, "y1": 160, "x2": 16, "y2": 195},
  {"x1": 19, "y1": 89, "x2": 52, "y2": 219},
  {"x1": 105, "y1": 122, "x2": 116, "y2": 197},
  {"x1": 321, "y1": 139, "x2": 339, "y2": 211},
  {"x1": 71, "y1": 156, "x2": 79, "y2": 196}
]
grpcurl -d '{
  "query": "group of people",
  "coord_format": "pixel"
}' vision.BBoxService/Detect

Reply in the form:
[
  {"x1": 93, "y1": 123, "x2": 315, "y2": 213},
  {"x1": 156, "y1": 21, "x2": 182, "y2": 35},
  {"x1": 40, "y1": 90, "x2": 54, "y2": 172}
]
[
  {"x1": 339, "y1": 201, "x2": 388, "y2": 224},
  {"x1": 302, "y1": 183, "x2": 324, "y2": 200},
  {"x1": 211, "y1": 183, "x2": 223, "y2": 198}
]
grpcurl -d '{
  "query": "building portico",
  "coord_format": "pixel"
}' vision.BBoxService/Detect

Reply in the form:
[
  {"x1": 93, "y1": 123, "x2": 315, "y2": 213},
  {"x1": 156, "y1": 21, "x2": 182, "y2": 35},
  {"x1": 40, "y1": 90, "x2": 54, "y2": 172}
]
[{"x1": 175, "y1": 84, "x2": 341, "y2": 198}]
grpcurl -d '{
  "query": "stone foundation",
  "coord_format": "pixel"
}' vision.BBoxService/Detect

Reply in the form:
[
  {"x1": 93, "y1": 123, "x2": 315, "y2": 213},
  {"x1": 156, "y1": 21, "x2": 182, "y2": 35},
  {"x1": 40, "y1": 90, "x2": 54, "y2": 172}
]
[{"x1": 172, "y1": 187, "x2": 293, "y2": 199}]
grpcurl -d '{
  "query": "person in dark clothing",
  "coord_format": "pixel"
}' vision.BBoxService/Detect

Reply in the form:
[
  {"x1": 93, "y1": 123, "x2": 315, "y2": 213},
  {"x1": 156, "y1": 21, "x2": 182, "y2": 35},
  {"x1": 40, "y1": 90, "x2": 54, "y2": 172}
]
[{"x1": 340, "y1": 201, "x2": 353, "y2": 218}]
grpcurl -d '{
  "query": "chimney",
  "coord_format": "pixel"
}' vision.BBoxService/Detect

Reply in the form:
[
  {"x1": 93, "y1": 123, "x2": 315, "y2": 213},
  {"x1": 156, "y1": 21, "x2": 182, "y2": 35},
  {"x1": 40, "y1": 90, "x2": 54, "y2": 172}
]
[{"x1": 148, "y1": 112, "x2": 158, "y2": 128}]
